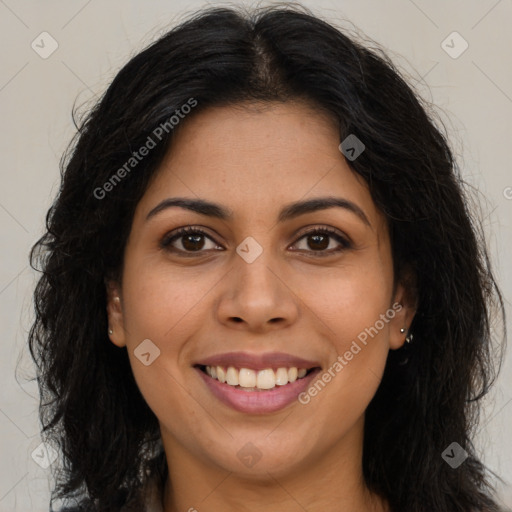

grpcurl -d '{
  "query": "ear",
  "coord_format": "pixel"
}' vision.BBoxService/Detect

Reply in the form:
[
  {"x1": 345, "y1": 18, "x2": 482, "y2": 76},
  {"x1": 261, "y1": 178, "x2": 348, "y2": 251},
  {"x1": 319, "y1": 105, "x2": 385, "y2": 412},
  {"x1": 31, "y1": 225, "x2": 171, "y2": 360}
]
[
  {"x1": 388, "y1": 269, "x2": 418, "y2": 350},
  {"x1": 106, "y1": 280, "x2": 127, "y2": 348}
]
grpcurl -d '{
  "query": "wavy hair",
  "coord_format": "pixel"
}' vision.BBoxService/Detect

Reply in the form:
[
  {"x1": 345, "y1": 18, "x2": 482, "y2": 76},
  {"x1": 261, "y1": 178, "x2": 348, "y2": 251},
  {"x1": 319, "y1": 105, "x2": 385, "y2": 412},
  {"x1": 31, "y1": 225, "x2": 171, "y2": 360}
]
[{"x1": 29, "y1": 4, "x2": 506, "y2": 511}]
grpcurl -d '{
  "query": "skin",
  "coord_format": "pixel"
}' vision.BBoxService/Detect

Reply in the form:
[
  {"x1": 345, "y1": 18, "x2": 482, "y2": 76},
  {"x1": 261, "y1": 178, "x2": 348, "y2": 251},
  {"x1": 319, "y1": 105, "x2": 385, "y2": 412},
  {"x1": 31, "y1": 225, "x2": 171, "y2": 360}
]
[{"x1": 107, "y1": 101, "x2": 416, "y2": 512}]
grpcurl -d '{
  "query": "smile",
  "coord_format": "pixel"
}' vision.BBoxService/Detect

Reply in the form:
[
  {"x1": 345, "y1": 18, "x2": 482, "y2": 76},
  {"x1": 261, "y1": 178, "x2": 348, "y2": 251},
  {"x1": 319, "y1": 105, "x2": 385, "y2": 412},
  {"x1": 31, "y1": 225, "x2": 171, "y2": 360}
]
[{"x1": 195, "y1": 364, "x2": 322, "y2": 414}]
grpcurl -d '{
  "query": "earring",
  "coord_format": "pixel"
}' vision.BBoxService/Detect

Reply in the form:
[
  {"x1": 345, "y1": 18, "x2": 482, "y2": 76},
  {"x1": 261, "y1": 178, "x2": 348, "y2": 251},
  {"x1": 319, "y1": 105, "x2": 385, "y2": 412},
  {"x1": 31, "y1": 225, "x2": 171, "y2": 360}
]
[
  {"x1": 400, "y1": 327, "x2": 413, "y2": 343},
  {"x1": 108, "y1": 328, "x2": 113, "y2": 335}
]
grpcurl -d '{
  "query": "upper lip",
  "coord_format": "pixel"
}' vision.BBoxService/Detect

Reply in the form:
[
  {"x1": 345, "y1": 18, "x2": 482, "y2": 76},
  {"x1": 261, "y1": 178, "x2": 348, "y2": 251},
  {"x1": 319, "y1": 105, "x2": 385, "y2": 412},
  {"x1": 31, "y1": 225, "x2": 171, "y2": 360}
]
[{"x1": 194, "y1": 351, "x2": 321, "y2": 371}]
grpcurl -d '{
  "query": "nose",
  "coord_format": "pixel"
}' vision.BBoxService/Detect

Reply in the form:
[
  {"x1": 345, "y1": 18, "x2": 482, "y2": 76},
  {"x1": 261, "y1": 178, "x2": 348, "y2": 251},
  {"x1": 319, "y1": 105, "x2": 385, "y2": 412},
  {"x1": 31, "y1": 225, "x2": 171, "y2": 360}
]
[{"x1": 215, "y1": 248, "x2": 300, "y2": 333}]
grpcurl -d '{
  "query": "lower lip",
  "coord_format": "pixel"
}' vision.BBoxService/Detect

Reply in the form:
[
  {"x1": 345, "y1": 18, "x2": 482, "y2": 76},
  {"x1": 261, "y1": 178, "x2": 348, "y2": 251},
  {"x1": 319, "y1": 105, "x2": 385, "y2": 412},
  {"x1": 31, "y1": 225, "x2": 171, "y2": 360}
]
[{"x1": 195, "y1": 367, "x2": 321, "y2": 414}]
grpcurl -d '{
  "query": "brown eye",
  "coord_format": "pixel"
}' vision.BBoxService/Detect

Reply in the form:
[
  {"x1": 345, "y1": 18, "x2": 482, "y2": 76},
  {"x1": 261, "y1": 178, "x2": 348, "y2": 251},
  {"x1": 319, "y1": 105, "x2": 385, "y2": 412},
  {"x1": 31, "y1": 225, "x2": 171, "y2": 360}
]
[
  {"x1": 306, "y1": 233, "x2": 330, "y2": 251},
  {"x1": 161, "y1": 227, "x2": 220, "y2": 253},
  {"x1": 181, "y1": 232, "x2": 206, "y2": 251},
  {"x1": 292, "y1": 227, "x2": 351, "y2": 255}
]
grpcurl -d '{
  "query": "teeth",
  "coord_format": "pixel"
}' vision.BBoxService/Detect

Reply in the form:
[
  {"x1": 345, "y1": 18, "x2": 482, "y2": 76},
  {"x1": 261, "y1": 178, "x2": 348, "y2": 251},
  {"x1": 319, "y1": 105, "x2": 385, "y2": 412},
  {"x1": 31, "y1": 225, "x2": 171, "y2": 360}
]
[
  {"x1": 275, "y1": 367, "x2": 288, "y2": 386},
  {"x1": 288, "y1": 367, "x2": 298, "y2": 383},
  {"x1": 217, "y1": 366, "x2": 226, "y2": 383},
  {"x1": 204, "y1": 365, "x2": 311, "y2": 390},
  {"x1": 239, "y1": 368, "x2": 256, "y2": 388},
  {"x1": 226, "y1": 366, "x2": 239, "y2": 386},
  {"x1": 256, "y1": 369, "x2": 275, "y2": 389}
]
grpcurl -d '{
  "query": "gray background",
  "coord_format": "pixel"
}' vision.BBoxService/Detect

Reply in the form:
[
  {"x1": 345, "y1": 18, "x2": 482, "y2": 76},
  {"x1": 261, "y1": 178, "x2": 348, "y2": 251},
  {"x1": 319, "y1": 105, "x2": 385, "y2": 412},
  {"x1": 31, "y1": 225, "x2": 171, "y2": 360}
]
[{"x1": 0, "y1": 0, "x2": 511, "y2": 509}]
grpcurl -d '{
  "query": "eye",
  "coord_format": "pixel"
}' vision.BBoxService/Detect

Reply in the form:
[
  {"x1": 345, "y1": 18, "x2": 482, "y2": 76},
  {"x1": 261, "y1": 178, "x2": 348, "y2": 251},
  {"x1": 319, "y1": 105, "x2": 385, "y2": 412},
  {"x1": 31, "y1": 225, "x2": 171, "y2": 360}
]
[
  {"x1": 161, "y1": 225, "x2": 351, "y2": 256},
  {"x1": 160, "y1": 226, "x2": 222, "y2": 254},
  {"x1": 291, "y1": 226, "x2": 351, "y2": 256}
]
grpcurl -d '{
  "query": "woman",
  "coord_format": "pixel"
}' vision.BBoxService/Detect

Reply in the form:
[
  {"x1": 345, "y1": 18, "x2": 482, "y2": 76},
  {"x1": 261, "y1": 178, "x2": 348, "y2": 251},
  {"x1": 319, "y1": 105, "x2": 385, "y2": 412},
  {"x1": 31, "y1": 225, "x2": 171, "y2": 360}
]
[{"x1": 29, "y1": 4, "x2": 507, "y2": 511}]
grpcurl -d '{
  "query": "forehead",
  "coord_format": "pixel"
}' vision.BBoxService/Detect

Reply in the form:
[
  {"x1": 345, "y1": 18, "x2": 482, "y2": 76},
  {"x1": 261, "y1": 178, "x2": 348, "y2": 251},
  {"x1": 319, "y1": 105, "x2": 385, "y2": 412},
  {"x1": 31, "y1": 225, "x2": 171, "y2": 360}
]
[{"x1": 137, "y1": 101, "x2": 384, "y2": 232}]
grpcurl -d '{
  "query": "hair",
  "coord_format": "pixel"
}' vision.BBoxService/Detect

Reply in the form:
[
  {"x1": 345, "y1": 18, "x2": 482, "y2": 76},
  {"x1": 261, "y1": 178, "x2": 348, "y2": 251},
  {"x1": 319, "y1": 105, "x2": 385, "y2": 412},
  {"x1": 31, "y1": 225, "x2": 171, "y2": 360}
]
[{"x1": 28, "y1": 3, "x2": 507, "y2": 511}]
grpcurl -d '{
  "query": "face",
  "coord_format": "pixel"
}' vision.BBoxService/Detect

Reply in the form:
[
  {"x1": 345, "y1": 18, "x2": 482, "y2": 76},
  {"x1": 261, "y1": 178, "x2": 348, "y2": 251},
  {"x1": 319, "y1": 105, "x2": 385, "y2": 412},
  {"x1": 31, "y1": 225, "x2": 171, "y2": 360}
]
[{"x1": 107, "y1": 101, "x2": 415, "y2": 479}]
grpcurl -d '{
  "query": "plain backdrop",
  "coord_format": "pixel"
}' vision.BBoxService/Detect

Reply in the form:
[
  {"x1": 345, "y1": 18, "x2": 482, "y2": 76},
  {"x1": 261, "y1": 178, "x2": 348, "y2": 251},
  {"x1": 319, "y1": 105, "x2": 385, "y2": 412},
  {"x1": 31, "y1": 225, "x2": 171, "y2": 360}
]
[{"x1": 0, "y1": 0, "x2": 511, "y2": 510}]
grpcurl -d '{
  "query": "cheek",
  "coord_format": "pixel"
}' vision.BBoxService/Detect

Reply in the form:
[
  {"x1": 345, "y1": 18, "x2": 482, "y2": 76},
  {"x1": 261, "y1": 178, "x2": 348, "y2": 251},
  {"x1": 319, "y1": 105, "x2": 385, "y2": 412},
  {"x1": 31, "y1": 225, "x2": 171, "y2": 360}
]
[
  {"x1": 119, "y1": 262, "x2": 220, "y2": 414},
  {"x1": 121, "y1": 260, "x2": 215, "y2": 341},
  {"x1": 294, "y1": 258, "x2": 392, "y2": 407},
  {"x1": 293, "y1": 258, "x2": 392, "y2": 342},
  {"x1": 127, "y1": 354, "x2": 208, "y2": 457}
]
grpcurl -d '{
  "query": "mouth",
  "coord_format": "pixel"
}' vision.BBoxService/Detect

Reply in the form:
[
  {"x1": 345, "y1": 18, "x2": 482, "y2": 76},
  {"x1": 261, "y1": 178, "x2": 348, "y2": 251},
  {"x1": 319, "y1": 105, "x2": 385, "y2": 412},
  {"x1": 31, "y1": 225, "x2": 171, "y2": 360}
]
[{"x1": 194, "y1": 363, "x2": 322, "y2": 414}]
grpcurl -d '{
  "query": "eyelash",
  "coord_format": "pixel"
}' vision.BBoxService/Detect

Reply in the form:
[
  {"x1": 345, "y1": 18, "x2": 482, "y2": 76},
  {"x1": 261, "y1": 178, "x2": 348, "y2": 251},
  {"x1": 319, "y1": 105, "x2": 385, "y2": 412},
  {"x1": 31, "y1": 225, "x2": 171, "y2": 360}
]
[{"x1": 160, "y1": 225, "x2": 351, "y2": 257}]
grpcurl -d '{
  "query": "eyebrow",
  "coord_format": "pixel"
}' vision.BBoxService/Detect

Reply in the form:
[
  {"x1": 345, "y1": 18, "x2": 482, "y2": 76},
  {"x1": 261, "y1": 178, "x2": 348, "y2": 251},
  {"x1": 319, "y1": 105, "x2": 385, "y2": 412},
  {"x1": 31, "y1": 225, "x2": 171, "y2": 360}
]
[{"x1": 146, "y1": 196, "x2": 371, "y2": 227}]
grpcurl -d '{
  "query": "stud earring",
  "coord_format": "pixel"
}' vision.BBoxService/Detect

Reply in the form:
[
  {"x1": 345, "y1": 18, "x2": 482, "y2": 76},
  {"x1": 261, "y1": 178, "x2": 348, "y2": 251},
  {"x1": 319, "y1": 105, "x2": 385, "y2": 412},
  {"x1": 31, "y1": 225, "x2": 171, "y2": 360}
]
[
  {"x1": 108, "y1": 328, "x2": 113, "y2": 335},
  {"x1": 400, "y1": 327, "x2": 406, "y2": 334}
]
